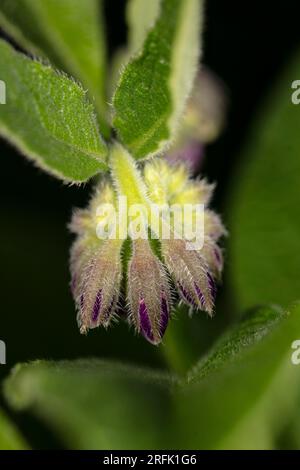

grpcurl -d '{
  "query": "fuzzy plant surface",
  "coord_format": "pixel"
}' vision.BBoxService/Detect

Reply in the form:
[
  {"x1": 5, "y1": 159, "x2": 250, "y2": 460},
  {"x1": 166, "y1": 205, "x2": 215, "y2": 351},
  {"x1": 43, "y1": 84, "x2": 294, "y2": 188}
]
[
  {"x1": 0, "y1": 0, "x2": 225, "y2": 346},
  {"x1": 1, "y1": 0, "x2": 300, "y2": 451}
]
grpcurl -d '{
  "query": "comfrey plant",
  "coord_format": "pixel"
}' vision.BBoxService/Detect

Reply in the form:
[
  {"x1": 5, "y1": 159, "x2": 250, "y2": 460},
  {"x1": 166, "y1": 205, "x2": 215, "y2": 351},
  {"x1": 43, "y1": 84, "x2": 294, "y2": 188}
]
[{"x1": 0, "y1": 0, "x2": 225, "y2": 344}]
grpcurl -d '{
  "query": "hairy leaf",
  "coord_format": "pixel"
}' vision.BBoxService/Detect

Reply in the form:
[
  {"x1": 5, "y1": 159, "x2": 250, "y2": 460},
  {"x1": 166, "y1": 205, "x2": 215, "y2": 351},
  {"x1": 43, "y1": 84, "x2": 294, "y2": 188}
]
[
  {"x1": 108, "y1": 0, "x2": 160, "y2": 101},
  {"x1": 4, "y1": 304, "x2": 300, "y2": 449},
  {"x1": 176, "y1": 303, "x2": 300, "y2": 449},
  {"x1": 113, "y1": 0, "x2": 203, "y2": 159},
  {"x1": 4, "y1": 359, "x2": 176, "y2": 450},
  {"x1": 0, "y1": 40, "x2": 108, "y2": 183},
  {"x1": 126, "y1": 0, "x2": 160, "y2": 55},
  {"x1": 0, "y1": 0, "x2": 108, "y2": 134}
]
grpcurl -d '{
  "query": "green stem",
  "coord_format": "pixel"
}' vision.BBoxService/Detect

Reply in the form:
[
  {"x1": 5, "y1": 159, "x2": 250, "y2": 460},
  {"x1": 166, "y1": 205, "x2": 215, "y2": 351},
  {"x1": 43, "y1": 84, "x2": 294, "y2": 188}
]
[{"x1": 109, "y1": 142, "x2": 149, "y2": 207}]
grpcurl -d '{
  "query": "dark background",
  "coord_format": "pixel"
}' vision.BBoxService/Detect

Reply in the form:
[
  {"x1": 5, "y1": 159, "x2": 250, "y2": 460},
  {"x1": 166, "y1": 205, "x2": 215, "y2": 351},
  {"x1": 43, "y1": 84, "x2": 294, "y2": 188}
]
[{"x1": 1, "y1": 0, "x2": 300, "y2": 447}]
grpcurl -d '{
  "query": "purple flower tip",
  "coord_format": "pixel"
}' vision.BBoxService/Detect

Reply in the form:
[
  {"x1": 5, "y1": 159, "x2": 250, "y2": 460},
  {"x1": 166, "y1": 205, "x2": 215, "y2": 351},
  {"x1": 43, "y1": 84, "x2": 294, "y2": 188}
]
[
  {"x1": 194, "y1": 282, "x2": 206, "y2": 308},
  {"x1": 139, "y1": 299, "x2": 155, "y2": 344},
  {"x1": 207, "y1": 271, "x2": 217, "y2": 301},
  {"x1": 178, "y1": 282, "x2": 196, "y2": 308},
  {"x1": 92, "y1": 289, "x2": 102, "y2": 323}
]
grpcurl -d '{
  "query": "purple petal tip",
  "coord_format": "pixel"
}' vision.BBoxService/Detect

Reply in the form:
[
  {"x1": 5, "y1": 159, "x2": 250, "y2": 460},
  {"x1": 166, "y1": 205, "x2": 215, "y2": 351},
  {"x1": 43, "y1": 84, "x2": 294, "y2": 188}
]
[
  {"x1": 92, "y1": 289, "x2": 102, "y2": 323},
  {"x1": 207, "y1": 272, "x2": 217, "y2": 300},
  {"x1": 139, "y1": 299, "x2": 155, "y2": 344},
  {"x1": 178, "y1": 282, "x2": 196, "y2": 308},
  {"x1": 194, "y1": 283, "x2": 206, "y2": 308}
]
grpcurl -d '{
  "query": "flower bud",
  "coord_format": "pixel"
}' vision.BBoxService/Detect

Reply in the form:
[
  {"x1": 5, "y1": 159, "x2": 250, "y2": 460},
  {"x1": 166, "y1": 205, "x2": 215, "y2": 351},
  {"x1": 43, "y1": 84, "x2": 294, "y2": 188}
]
[
  {"x1": 144, "y1": 159, "x2": 214, "y2": 207},
  {"x1": 200, "y1": 236, "x2": 224, "y2": 279},
  {"x1": 127, "y1": 239, "x2": 171, "y2": 345},
  {"x1": 161, "y1": 239, "x2": 215, "y2": 315},
  {"x1": 204, "y1": 210, "x2": 227, "y2": 241},
  {"x1": 69, "y1": 144, "x2": 225, "y2": 344},
  {"x1": 71, "y1": 239, "x2": 123, "y2": 333}
]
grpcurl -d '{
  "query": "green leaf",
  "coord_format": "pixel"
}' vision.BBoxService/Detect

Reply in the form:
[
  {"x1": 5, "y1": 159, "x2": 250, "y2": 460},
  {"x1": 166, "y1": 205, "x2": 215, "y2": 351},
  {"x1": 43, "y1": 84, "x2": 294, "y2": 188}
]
[
  {"x1": 4, "y1": 359, "x2": 177, "y2": 450},
  {"x1": 113, "y1": 0, "x2": 203, "y2": 159},
  {"x1": 0, "y1": 0, "x2": 108, "y2": 134},
  {"x1": 228, "y1": 49, "x2": 300, "y2": 310},
  {"x1": 0, "y1": 40, "x2": 108, "y2": 183},
  {"x1": 0, "y1": 408, "x2": 28, "y2": 450},
  {"x1": 176, "y1": 303, "x2": 300, "y2": 449},
  {"x1": 5, "y1": 305, "x2": 300, "y2": 450},
  {"x1": 126, "y1": 0, "x2": 160, "y2": 55},
  {"x1": 108, "y1": 0, "x2": 160, "y2": 101}
]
